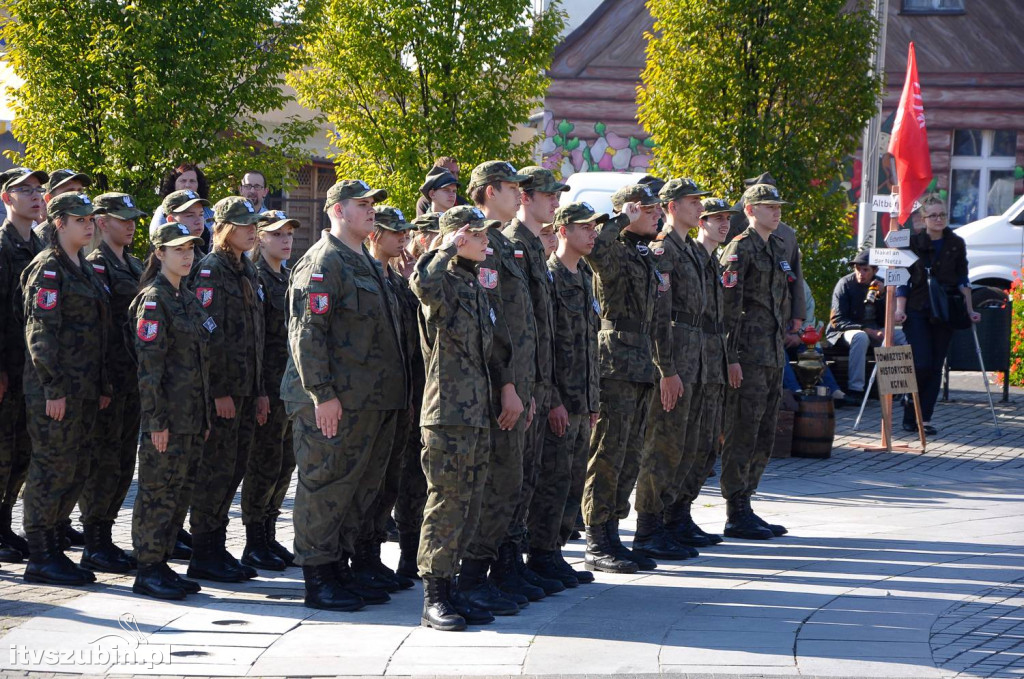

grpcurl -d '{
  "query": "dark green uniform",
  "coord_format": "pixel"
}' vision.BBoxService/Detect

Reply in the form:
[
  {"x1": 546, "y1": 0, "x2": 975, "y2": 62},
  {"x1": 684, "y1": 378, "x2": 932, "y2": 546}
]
[
  {"x1": 280, "y1": 233, "x2": 407, "y2": 567},
  {"x1": 410, "y1": 242, "x2": 493, "y2": 578},
  {"x1": 78, "y1": 241, "x2": 143, "y2": 526},
  {"x1": 130, "y1": 273, "x2": 212, "y2": 565}
]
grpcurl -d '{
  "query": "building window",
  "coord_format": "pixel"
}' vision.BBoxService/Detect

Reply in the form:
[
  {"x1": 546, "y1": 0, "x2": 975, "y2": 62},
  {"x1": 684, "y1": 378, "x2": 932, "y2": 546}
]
[
  {"x1": 901, "y1": 0, "x2": 965, "y2": 14},
  {"x1": 949, "y1": 130, "x2": 1018, "y2": 227}
]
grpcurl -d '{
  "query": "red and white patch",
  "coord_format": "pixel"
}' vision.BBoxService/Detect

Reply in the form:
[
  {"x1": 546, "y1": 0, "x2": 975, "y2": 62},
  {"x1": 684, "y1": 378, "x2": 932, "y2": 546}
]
[
  {"x1": 137, "y1": 319, "x2": 159, "y2": 342},
  {"x1": 726, "y1": 254, "x2": 739, "y2": 262},
  {"x1": 42, "y1": 270, "x2": 57, "y2": 279},
  {"x1": 196, "y1": 287, "x2": 213, "y2": 308},
  {"x1": 199, "y1": 269, "x2": 211, "y2": 278},
  {"x1": 485, "y1": 247, "x2": 494, "y2": 256},
  {"x1": 514, "y1": 249, "x2": 524, "y2": 259},
  {"x1": 92, "y1": 264, "x2": 106, "y2": 273},
  {"x1": 722, "y1": 271, "x2": 738, "y2": 288},
  {"x1": 144, "y1": 300, "x2": 157, "y2": 310},
  {"x1": 310, "y1": 272, "x2": 324, "y2": 282},
  {"x1": 657, "y1": 272, "x2": 671, "y2": 292},
  {"x1": 309, "y1": 292, "x2": 330, "y2": 315},
  {"x1": 478, "y1": 268, "x2": 498, "y2": 289},
  {"x1": 36, "y1": 288, "x2": 58, "y2": 309}
]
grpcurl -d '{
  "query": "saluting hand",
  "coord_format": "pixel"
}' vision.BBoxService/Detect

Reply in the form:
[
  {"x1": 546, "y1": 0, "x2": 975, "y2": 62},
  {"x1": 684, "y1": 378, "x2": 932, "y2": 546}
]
[
  {"x1": 442, "y1": 224, "x2": 472, "y2": 250},
  {"x1": 622, "y1": 201, "x2": 642, "y2": 224},
  {"x1": 728, "y1": 363, "x2": 743, "y2": 389},
  {"x1": 46, "y1": 397, "x2": 66, "y2": 421},
  {"x1": 256, "y1": 396, "x2": 270, "y2": 425},
  {"x1": 316, "y1": 398, "x2": 343, "y2": 438},
  {"x1": 152, "y1": 429, "x2": 169, "y2": 453},
  {"x1": 215, "y1": 396, "x2": 236, "y2": 419}
]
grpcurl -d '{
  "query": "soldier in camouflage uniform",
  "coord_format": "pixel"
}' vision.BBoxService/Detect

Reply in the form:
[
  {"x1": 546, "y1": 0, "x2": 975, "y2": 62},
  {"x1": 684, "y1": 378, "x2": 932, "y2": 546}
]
[
  {"x1": 0, "y1": 168, "x2": 48, "y2": 562},
  {"x1": 280, "y1": 180, "x2": 408, "y2": 612},
  {"x1": 32, "y1": 169, "x2": 92, "y2": 244},
  {"x1": 411, "y1": 206, "x2": 497, "y2": 631},
  {"x1": 581, "y1": 184, "x2": 664, "y2": 574},
  {"x1": 720, "y1": 184, "x2": 792, "y2": 540},
  {"x1": 130, "y1": 222, "x2": 212, "y2": 600},
  {"x1": 74, "y1": 193, "x2": 148, "y2": 573},
  {"x1": 20, "y1": 192, "x2": 109, "y2": 586},
  {"x1": 162, "y1": 190, "x2": 212, "y2": 280},
  {"x1": 634, "y1": 178, "x2": 711, "y2": 561},
  {"x1": 186, "y1": 196, "x2": 269, "y2": 583},
  {"x1": 240, "y1": 210, "x2": 301, "y2": 572},
  {"x1": 664, "y1": 197, "x2": 737, "y2": 547}
]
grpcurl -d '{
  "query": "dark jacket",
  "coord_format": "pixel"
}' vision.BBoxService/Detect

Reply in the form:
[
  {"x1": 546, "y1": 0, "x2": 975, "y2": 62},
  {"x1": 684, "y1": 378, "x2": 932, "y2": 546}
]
[
  {"x1": 903, "y1": 228, "x2": 969, "y2": 313},
  {"x1": 0, "y1": 221, "x2": 44, "y2": 380},
  {"x1": 504, "y1": 219, "x2": 554, "y2": 406},
  {"x1": 255, "y1": 260, "x2": 289, "y2": 401},
  {"x1": 87, "y1": 241, "x2": 144, "y2": 388},
  {"x1": 826, "y1": 272, "x2": 885, "y2": 344},
  {"x1": 547, "y1": 254, "x2": 600, "y2": 414}
]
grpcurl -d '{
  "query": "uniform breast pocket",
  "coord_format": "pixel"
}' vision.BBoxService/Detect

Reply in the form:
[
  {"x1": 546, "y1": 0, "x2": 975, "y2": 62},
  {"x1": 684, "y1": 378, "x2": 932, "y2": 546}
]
[
  {"x1": 65, "y1": 280, "x2": 101, "y2": 326},
  {"x1": 557, "y1": 288, "x2": 585, "y2": 314},
  {"x1": 353, "y1": 278, "x2": 382, "y2": 318}
]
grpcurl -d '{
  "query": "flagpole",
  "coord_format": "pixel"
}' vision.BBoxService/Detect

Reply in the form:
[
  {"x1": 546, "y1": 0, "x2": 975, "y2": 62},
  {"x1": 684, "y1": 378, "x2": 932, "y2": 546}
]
[{"x1": 857, "y1": 0, "x2": 891, "y2": 249}]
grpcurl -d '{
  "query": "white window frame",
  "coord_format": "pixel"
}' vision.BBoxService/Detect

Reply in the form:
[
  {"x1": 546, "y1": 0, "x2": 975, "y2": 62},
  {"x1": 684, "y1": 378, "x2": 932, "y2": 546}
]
[{"x1": 948, "y1": 130, "x2": 1017, "y2": 225}]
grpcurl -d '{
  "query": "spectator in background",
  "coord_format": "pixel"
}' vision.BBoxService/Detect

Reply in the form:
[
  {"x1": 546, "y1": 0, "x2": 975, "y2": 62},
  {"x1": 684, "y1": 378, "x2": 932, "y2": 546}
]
[
  {"x1": 149, "y1": 163, "x2": 216, "y2": 247},
  {"x1": 238, "y1": 171, "x2": 269, "y2": 214},
  {"x1": 782, "y1": 279, "x2": 843, "y2": 405}
]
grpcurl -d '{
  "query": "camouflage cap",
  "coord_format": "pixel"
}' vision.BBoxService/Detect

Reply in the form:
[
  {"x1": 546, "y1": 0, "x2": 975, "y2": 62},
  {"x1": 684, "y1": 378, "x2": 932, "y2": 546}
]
[
  {"x1": 742, "y1": 183, "x2": 788, "y2": 206},
  {"x1": 699, "y1": 197, "x2": 740, "y2": 219},
  {"x1": 213, "y1": 196, "x2": 261, "y2": 225},
  {"x1": 162, "y1": 189, "x2": 210, "y2": 214},
  {"x1": 47, "y1": 192, "x2": 98, "y2": 219},
  {"x1": 418, "y1": 167, "x2": 461, "y2": 199},
  {"x1": 374, "y1": 205, "x2": 414, "y2": 232},
  {"x1": 520, "y1": 166, "x2": 569, "y2": 193},
  {"x1": 552, "y1": 201, "x2": 609, "y2": 226},
  {"x1": 610, "y1": 183, "x2": 661, "y2": 211},
  {"x1": 152, "y1": 221, "x2": 204, "y2": 248},
  {"x1": 93, "y1": 192, "x2": 148, "y2": 220},
  {"x1": 439, "y1": 205, "x2": 499, "y2": 235},
  {"x1": 659, "y1": 177, "x2": 711, "y2": 203},
  {"x1": 467, "y1": 160, "x2": 529, "y2": 192},
  {"x1": 46, "y1": 169, "x2": 92, "y2": 194},
  {"x1": 324, "y1": 179, "x2": 387, "y2": 212},
  {"x1": 412, "y1": 212, "x2": 441, "y2": 232},
  {"x1": 637, "y1": 174, "x2": 666, "y2": 196},
  {"x1": 257, "y1": 209, "x2": 300, "y2": 232},
  {"x1": 2, "y1": 168, "x2": 49, "y2": 192}
]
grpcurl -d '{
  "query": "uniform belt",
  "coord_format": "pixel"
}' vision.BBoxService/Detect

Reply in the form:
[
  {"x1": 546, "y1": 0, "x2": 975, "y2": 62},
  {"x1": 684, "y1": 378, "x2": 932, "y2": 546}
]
[
  {"x1": 671, "y1": 311, "x2": 701, "y2": 328},
  {"x1": 703, "y1": 320, "x2": 725, "y2": 334},
  {"x1": 600, "y1": 319, "x2": 649, "y2": 334}
]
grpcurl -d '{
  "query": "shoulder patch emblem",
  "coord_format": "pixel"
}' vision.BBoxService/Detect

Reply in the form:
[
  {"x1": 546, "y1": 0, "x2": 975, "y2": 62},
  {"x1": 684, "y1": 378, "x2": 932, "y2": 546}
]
[
  {"x1": 42, "y1": 270, "x2": 57, "y2": 279},
  {"x1": 722, "y1": 271, "x2": 738, "y2": 288},
  {"x1": 92, "y1": 264, "x2": 106, "y2": 274},
  {"x1": 514, "y1": 249, "x2": 524, "y2": 259},
  {"x1": 203, "y1": 317, "x2": 217, "y2": 333},
  {"x1": 726, "y1": 254, "x2": 739, "y2": 262},
  {"x1": 309, "y1": 292, "x2": 330, "y2": 315},
  {"x1": 137, "y1": 319, "x2": 159, "y2": 342},
  {"x1": 310, "y1": 272, "x2": 324, "y2": 282},
  {"x1": 485, "y1": 247, "x2": 494, "y2": 256},
  {"x1": 196, "y1": 287, "x2": 213, "y2": 308},
  {"x1": 36, "y1": 288, "x2": 58, "y2": 309},
  {"x1": 199, "y1": 269, "x2": 211, "y2": 278},
  {"x1": 478, "y1": 268, "x2": 498, "y2": 289},
  {"x1": 657, "y1": 271, "x2": 671, "y2": 293},
  {"x1": 636, "y1": 244, "x2": 649, "y2": 255},
  {"x1": 144, "y1": 300, "x2": 157, "y2": 310}
]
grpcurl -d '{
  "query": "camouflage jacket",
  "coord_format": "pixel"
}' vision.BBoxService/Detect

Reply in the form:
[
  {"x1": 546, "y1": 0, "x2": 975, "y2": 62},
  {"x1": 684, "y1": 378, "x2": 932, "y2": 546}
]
[
  {"x1": 20, "y1": 248, "x2": 111, "y2": 400},
  {"x1": 129, "y1": 273, "x2": 213, "y2": 434},
  {"x1": 187, "y1": 250, "x2": 265, "y2": 399},
  {"x1": 547, "y1": 253, "x2": 600, "y2": 415},
  {"x1": 411, "y1": 243, "x2": 493, "y2": 428},
  {"x1": 87, "y1": 241, "x2": 144, "y2": 388},
  {"x1": 480, "y1": 226, "x2": 536, "y2": 402},
  {"x1": 0, "y1": 221, "x2": 44, "y2": 378},
  {"x1": 386, "y1": 263, "x2": 425, "y2": 406},
  {"x1": 280, "y1": 233, "x2": 408, "y2": 410},
  {"x1": 694, "y1": 241, "x2": 728, "y2": 385},
  {"x1": 584, "y1": 215, "x2": 660, "y2": 384},
  {"x1": 255, "y1": 260, "x2": 290, "y2": 401},
  {"x1": 504, "y1": 219, "x2": 553, "y2": 405},
  {"x1": 720, "y1": 226, "x2": 791, "y2": 368},
  {"x1": 650, "y1": 228, "x2": 705, "y2": 384}
]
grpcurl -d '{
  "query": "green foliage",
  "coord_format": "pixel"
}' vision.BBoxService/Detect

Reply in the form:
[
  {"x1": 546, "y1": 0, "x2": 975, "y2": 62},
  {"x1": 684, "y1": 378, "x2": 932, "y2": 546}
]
[
  {"x1": 0, "y1": 0, "x2": 322, "y2": 219},
  {"x1": 290, "y1": 0, "x2": 564, "y2": 214},
  {"x1": 638, "y1": 0, "x2": 882, "y2": 311}
]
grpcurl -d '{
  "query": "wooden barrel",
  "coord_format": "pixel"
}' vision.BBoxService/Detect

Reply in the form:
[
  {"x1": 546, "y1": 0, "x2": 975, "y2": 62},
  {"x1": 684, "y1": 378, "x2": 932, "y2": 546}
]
[{"x1": 791, "y1": 395, "x2": 835, "y2": 459}]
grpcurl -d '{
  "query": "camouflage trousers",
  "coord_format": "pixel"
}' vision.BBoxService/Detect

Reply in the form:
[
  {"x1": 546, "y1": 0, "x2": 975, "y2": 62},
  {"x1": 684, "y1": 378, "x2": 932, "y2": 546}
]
[
  {"x1": 635, "y1": 381, "x2": 697, "y2": 515},
  {"x1": 287, "y1": 402, "x2": 398, "y2": 566},
  {"x1": 189, "y1": 396, "x2": 257, "y2": 535},
  {"x1": 0, "y1": 379, "x2": 32, "y2": 507},
  {"x1": 417, "y1": 425, "x2": 490, "y2": 579},
  {"x1": 463, "y1": 412, "x2": 525, "y2": 561},
  {"x1": 583, "y1": 379, "x2": 653, "y2": 527},
  {"x1": 393, "y1": 409, "x2": 427, "y2": 540},
  {"x1": 241, "y1": 395, "x2": 295, "y2": 525},
  {"x1": 22, "y1": 396, "x2": 98, "y2": 533},
  {"x1": 361, "y1": 407, "x2": 416, "y2": 545},
  {"x1": 530, "y1": 412, "x2": 591, "y2": 551},
  {"x1": 671, "y1": 383, "x2": 725, "y2": 507},
  {"x1": 506, "y1": 391, "x2": 549, "y2": 546},
  {"x1": 133, "y1": 432, "x2": 203, "y2": 565},
  {"x1": 78, "y1": 389, "x2": 140, "y2": 525},
  {"x1": 721, "y1": 366, "x2": 782, "y2": 501}
]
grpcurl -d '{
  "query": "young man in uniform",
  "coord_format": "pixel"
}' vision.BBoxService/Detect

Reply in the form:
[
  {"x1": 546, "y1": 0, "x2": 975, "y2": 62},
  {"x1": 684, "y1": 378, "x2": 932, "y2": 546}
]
[
  {"x1": 33, "y1": 169, "x2": 92, "y2": 242},
  {"x1": 719, "y1": 184, "x2": 792, "y2": 540},
  {"x1": 281, "y1": 180, "x2": 408, "y2": 611},
  {"x1": 418, "y1": 169, "x2": 461, "y2": 215}
]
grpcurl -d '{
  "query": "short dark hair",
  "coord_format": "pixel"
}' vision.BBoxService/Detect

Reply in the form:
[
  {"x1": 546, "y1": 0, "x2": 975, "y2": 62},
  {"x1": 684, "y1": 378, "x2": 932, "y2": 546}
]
[
  {"x1": 434, "y1": 156, "x2": 457, "y2": 167},
  {"x1": 470, "y1": 180, "x2": 502, "y2": 207},
  {"x1": 241, "y1": 169, "x2": 266, "y2": 185}
]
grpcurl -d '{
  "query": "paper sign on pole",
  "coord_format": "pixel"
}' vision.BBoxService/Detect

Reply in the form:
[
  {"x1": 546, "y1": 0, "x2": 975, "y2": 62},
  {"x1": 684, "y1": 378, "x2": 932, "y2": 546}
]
[
  {"x1": 874, "y1": 346, "x2": 919, "y2": 396},
  {"x1": 871, "y1": 194, "x2": 922, "y2": 213},
  {"x1": 869, "y1": 248, "x2": 919, "y2": 267},
  {"x1": 885, "y1": 267, "x2": 911, "y2": 287},
  {"x1": 884, "y1": 229, "x2": 911, "y2": 248}
]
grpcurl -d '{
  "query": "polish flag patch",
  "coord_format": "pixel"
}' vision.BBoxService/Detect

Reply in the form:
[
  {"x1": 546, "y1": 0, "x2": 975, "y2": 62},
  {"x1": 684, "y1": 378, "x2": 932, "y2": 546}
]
[
  {"x1": 514, "y1": 250, "x2": 524, "y2": 258},
  {"x1": 196, "y1": 287, "x2": 213, "y2": 308},
  {"x1": 37, "y1": 288, "x2": 58, "y2": 309},
  {"x1": 92, "y1": 264, "x2": 106, "y2": 273},
  {"x1": 42, "y1": 270, "x2": 57, "y2": 279},
  {"x1": 144, "y1": 300, "x2": 157, "y2": 310},
  {"x1": 137, "y1": 319, "x2": 159, "y2": 342},
  {"x1": 199, "y1": 269, "x2": 211, "y2": 278},
  {"x1": 310, "y1": 292, "x2": 329, "y2": 314},
  {"x1": 310, "y1": 272, "x2": 324, "y2": 282}
]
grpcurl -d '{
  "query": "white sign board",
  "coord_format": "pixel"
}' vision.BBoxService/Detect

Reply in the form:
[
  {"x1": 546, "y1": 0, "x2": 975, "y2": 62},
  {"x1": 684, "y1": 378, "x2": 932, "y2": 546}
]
[
  {"x1": 871, "y1": 194, "x2": 922, "y2": 213},
  {"x1": 870, "y1": 248, "x2": 919, "y2": 268},
  {"x1": 884, "y1": 229, "x2": 912, "y2": 249},
  {"x1": 885, "y1": 267, "x2": 911, "y2": 287}
]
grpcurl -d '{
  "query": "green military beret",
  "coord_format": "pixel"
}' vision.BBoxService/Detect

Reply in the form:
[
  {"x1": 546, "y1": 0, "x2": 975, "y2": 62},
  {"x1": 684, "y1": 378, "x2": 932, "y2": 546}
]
[
  {"x1": 520, "y1": 166, "x2": 569, "y2": 193},
  {"x1": 699, "y1": 197, "x2": 740, "y2": 218},
  {"x1": 610, "y1": 183, "x2": 661, "y2": 211},
  {"x1": 214, "y1": 196, "x2": 261, "y2": 225},
  {"x1": 47, "y1": 192, "x2": 99, "y2": 219},
  {"x1": 324, "y1": 179, "x2": 387, "y2": 212},
  {"x1": 94, "y1": 192, "x2": 148, "y2": 220},
  {"x1": 257, "y1": 209, "x2": 300, "y2": 232},
  {"x1": 3, "y1": 168, "x2": 49, "y2": 193},
  {"x1": 552, "y1": 201, "x2": 609, "y2": 226},
  {"x1": 412, "y1": 212, "x2": 441, "y2": 232},
  {"x1": 742, "y1": 183, "x2": 788, "y2": 206},
  {"x1": 439, "y1": 205, "x2": 498, "y2": 235},
  {"x1": 467, "y1": 160, "x2": 529, "y2": 192},
  {"x1": 152, "y1": 221, "x2": 203, "y2": 248},
  {"x1": 374, "y1": 205, "x2": 414, "y2": 232},
  {"x1": 162, "y1": 189, "x2": 210, "y2": 214},
  {"x1": 659, "y1": 177, "x2": 711, "y2": 203},
  {"x1": 46, "y1": 169, "x2": 92, "y2": 194}
]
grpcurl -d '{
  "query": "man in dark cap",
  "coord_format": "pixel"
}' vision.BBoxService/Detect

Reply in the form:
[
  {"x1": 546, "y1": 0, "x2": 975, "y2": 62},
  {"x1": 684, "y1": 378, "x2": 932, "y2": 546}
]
[{"x1": 418, "y1": 168, "x2": 462, "y2": 215}]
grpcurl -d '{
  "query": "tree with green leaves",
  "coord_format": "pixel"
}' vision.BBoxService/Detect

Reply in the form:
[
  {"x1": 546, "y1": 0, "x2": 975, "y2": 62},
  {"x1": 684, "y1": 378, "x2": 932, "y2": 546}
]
[
  {"x1": 0, "y1": 0, "x2": 322, "y2": 216},
  {"x1": 291, "y1": 0, "x2": 564, "y2": 213},
  {"x1": 637, "y1": 0, "x2": 881, "y2": 310}
]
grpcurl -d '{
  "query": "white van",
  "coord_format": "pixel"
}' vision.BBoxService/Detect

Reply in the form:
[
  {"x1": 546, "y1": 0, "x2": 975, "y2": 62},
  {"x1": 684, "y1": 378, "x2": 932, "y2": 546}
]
[
  {"x1": 560, "y1": 171, "x2": 649, "y2": 214},
  {"x1": 958, "y1": 193, "x2": 1024, "y2": 289}
]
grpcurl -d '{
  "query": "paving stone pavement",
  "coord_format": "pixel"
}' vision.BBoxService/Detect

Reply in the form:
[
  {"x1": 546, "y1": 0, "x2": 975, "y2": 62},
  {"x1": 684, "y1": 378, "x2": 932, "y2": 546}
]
[{"x1": 0, "y1": 374, "x2": 1021, "y2": 678}]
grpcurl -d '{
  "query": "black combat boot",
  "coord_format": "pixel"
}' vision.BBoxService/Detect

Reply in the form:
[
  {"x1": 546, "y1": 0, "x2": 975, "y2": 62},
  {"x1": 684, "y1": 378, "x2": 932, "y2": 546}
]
[
  {"x1": 334, "y1": 557, "x2": 390, "y2": 604},
  {"x1": 449, "y1": 576, "x2": 495, "y2": 625},
  {"x1": 23, "y1": 529, "x2": 93, "y2": 586},
  {"x1": 632, "y1": 512, "x2": 696, "y2": 560},
  {"x1": 553, "y1": 545, "x2": 593, "y2": 583},
  {"x1": 744, "y1": 495, "x2": 788, "y2": 536},
  {"x1": 527, "y1": 549, "x2": 578, "y2": 588},
  {"x1": 303, "y1": 564, "x2": 364, "y2": 611},
  {"x1": 133, "y1": 563, "x2": 186, "y2": 600},
  {"x1": 217, "y1": 527, "x2": 257, "y2": 579},
  {"x1": 187, "y1": 531, "x2": 247, "y2": 582},
  {"x1": 421, "y1": 576, "x2": 466, "y2": 631},
  {"x1": 583, "y1": 524, "x2": 638, "y2": 574},
  {"x1": 350, "y1": 541, "x2": 400, "y2": 593},
  {"x1": 516, "y1": 545, "x2": 565, "y2": 594},
  {"x1": 607, "y1": 519, "x2": 657, "y2": 570},
  {"x1": 366, "y1": 538, "x2": 414, "y2": 590},
  {"x1": 723, "y1": 499, "x2": 773, "y2": 540},
  {"x1": 396, "y1": 532, "x2": 420, "y2": 580},
  {"x1": 63, "y1": 519, "x2": 85, "y2": 548},
  {"x1": 241, "y1": 521, "x2": 286, "y2": 571},
  {"x1": 160, "y1": 561, "x2": 201, "y2": 594},
  {"x1": 0, "y1": 503, "x2": 28, "y2": 561},
  {"x1": 664, "y1": 501, "x2": 715, "y2": 547},
  {"x1": 488, "y1": 541, "x2": 545, "y2": 601},
  {"x1": 81, "y1": 522, "x2": 135, "y2": 573},
  {"x1": 455, "y1": 558, "x2": 519, "y2": 615},
  {"x1": 264, "y1": 516, "x2": 295, "y2": 566}
]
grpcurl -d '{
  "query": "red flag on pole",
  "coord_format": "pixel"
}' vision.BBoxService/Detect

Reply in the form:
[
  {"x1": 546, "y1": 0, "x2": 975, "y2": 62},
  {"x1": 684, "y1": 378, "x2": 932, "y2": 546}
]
[{"x1": 887, "y1": 42, "x2": 932, "y2": 225}]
